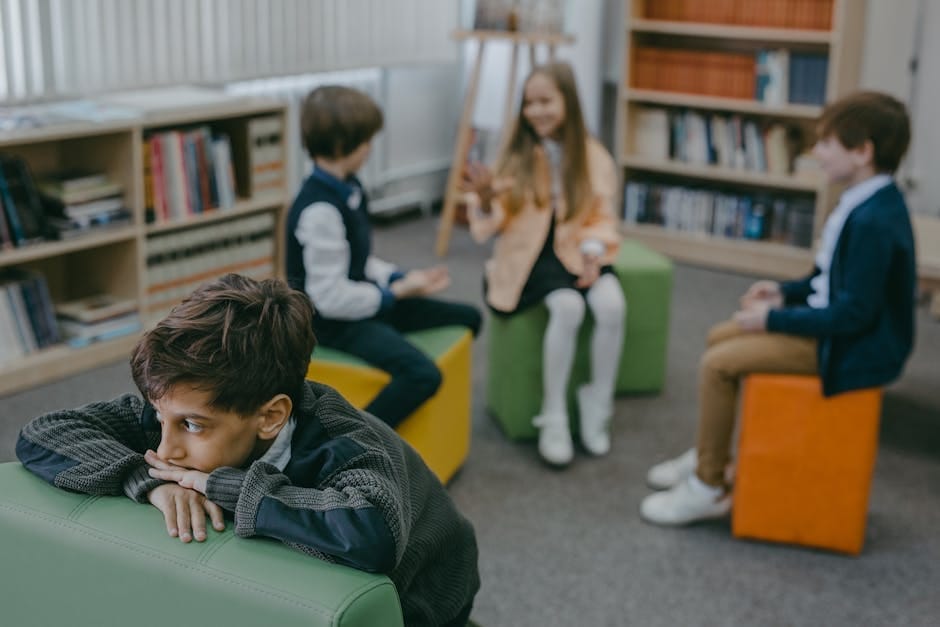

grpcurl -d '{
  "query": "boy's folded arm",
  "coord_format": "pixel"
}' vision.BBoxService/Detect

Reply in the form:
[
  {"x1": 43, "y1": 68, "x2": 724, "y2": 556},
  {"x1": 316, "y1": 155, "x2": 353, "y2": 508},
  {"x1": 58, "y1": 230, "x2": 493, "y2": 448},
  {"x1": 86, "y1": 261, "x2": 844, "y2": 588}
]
[
  {"x1": 206, "y1": 459, "x2": 403, "y2": 573},
  {"x1": 779, "y1": 268, "x2": 819, "y2": 306},
  {"x1": 15, "y1": 394, "x2": 161, "y2": 499}
]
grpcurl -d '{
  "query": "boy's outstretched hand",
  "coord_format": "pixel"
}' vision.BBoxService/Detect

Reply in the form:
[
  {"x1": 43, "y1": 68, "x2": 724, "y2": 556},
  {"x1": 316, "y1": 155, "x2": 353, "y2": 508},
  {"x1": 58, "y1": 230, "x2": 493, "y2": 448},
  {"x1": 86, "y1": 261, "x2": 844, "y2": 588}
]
[
  {"x1": 391, "y1": 266, "x2": 451, "y2": 298},
  {"x1": 146, "y1": 450, "x2": 224, "y2": 543}
]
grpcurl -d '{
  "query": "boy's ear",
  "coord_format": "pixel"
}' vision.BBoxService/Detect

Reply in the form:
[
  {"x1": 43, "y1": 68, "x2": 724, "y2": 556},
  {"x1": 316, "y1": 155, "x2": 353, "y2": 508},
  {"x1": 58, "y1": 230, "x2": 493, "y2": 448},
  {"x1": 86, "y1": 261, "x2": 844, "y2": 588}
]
[
  {"x1": 853, "y1": 139, "x2": 875, "y2": 167},
  {"x1": 256, "y1": 394, "x2": 293, "y2": 441}
]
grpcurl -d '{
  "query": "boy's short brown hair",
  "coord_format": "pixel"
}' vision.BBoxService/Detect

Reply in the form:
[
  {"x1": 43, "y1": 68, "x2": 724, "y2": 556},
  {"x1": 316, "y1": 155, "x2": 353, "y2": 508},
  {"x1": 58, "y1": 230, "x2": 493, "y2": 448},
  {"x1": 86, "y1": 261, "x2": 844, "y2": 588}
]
[
  {"x1": 301, "y1": 85, "x2": 383, "y2": 159},
  {"x1": 817, "y1": 90, "x2": 911, "y2": 174},
  {"x1": 130, "y1": 274, "x2": 316, "y2": 416}
]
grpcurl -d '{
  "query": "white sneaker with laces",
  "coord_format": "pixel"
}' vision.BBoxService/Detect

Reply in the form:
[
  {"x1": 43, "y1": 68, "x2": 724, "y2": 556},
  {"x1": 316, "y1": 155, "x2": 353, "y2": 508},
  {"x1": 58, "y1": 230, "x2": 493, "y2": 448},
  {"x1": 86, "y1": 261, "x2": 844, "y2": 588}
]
[
  {"x1": 577, "y1": 385, "x2": 611, "y2": 456},
  {"x1": 640, "y1": 474, "x2": 731, "y2": 526},
  {"x1": 646, "y1": 448, "x2": 697, "y2": 490},
  {"x1": 533, "y1": 414, "x2": 574, "y2": 466}
]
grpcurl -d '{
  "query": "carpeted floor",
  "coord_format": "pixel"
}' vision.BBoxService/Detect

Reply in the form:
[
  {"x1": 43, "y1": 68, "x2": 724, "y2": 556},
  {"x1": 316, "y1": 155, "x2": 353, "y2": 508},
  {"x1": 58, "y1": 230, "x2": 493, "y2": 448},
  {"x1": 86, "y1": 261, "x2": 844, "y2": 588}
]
[{"x1": 1, "y1": 213, "x2": 938, "y2": 626}]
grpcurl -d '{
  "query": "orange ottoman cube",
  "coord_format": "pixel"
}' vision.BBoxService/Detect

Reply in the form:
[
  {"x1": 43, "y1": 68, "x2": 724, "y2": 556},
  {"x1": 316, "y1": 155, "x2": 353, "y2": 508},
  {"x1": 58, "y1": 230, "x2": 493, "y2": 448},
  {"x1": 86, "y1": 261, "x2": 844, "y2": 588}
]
[
  {"x1": 306, "y1": 326, "x2": 472, "y2": 484},
  {"x1": 732, "y1": 374, "x2": 882, "y2": 555}
]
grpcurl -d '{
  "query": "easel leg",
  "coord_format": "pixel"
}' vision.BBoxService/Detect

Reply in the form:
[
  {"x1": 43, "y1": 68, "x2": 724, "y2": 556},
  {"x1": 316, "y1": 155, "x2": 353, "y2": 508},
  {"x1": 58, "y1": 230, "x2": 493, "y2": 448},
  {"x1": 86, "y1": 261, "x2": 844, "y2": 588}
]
[{"x1": 436, "y1": 41, "x2": 487, "y2": 257}]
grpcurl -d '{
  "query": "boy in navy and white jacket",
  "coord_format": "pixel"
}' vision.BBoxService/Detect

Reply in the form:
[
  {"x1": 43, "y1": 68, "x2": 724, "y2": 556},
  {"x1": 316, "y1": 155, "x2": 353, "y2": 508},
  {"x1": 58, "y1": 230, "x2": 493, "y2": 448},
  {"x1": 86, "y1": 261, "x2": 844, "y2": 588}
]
[
  {"x1": 17, "y1": 274, "x2": 480, "y2": 627},
  {"x1": 286, "y1": 85, "x2": 481, "y2": 428},
  {"x1": 640, "y1": 91, "x2": 918, "y2": 526}
]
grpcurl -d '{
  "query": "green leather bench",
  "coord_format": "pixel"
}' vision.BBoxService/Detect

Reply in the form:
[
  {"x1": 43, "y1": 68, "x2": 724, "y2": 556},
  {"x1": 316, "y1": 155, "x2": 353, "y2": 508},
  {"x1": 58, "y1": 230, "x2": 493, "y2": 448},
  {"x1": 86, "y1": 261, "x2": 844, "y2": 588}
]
[
  {"x1": 0, "y1": 462, "x2": 403, "y2": 627},
  {"x1": 487, "y1": 239, "x2": 673, "y2": 439}
]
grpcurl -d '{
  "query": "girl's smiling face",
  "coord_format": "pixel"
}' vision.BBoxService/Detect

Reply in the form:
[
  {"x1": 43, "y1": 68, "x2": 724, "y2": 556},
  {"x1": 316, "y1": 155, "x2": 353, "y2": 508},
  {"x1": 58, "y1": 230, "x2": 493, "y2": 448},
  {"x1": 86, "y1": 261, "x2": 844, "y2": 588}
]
[{"x1": 522, "y1": 72, "x2": 566, "y2": 139}]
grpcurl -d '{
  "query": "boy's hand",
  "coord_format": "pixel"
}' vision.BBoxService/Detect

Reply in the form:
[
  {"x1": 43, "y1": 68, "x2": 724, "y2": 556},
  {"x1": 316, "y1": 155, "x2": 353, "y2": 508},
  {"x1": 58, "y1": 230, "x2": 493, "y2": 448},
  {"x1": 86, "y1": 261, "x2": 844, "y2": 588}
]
[
  {"x1": 733, "y1": 302, "x2": 771, "y2": 331},
  {"x1": 740, "y1": 280, "x2": 783, "y2": 309},
  {"x1": 576, "y1": 255, "x2": 601, "y2": 289},
  {"x1": 391, "y1": 266, "x2": 451, "y2": 298},
  {"x1": 146, "y1": 450, "x2": 209, "y2": 494},
  {"x1": 147, "y1": 483, "x2": 225, "y2": 543}
]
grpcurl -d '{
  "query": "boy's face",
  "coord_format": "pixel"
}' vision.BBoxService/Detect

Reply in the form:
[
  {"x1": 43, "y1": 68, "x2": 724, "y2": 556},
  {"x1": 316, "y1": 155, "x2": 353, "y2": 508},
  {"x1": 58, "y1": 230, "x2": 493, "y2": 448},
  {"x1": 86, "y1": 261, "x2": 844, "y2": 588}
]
[
  {"x1": 151, "y1": 385, "x2": 270, "y2": 473},
  {"x1": 812, "y1": 135, "x2": 874, "y2": 185}
]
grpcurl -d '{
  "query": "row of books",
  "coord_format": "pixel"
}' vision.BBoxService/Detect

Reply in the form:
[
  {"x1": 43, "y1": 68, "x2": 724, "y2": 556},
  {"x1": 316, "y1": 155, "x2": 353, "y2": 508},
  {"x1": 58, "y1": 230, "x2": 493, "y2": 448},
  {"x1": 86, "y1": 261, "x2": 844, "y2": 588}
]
[
  {"x1": 632, "y1": 107, "x2": 799, "y2": 176},
  {"x1": 143, "y1": 127, "x2": 238, "y2": 224},
  {"x1": 0, "y1": 156, "x2": 49, "y2": 249},
  {"x1": 145, "y1": 213, "x2": 276, "y2": 321},
  {"x1": 755, "y1": 49, "x2": 829, "y2": 106},
  {"x1": 632, "y1": 46, "x2": 828, "y2": 106},
  {"x1": 0, "y1": 270, "x2": 60, "y2": 365},
  {"x1": 240, "y1": 115, "x2": 286, "y2": 200},
  {"x1": 623, "y1": 181, "x2": 816, "y2": 249},
  {"x1": 38, "y1": 171, "x2": 132, "y2": 239},
  {"x1": 642, "y1": 0, "x2": 833, "y2": 30}
]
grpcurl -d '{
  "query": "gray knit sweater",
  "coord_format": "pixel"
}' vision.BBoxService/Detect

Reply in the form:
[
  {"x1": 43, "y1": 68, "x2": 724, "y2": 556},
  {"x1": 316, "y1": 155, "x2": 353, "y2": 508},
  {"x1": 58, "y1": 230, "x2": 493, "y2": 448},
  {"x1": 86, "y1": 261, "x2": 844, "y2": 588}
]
[{"x1": 16, "y1": 380, "x2": 479, "y2": 626}]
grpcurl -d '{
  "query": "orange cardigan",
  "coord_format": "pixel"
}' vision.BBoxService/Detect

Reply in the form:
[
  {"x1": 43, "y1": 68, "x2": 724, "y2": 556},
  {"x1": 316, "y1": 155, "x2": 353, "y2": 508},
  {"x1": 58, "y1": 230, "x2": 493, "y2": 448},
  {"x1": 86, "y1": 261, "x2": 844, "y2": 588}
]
[{"x1": 465, "y1": 138, "x2": 621, "y2": 312}]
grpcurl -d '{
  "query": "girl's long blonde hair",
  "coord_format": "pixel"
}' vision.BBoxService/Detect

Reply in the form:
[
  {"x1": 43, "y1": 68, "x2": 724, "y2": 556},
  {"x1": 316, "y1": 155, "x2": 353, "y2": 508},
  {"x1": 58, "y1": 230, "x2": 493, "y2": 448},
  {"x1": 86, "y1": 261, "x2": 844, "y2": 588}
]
[{"x1": 495, "y1": 62, "x2": 592, "y2": 221}]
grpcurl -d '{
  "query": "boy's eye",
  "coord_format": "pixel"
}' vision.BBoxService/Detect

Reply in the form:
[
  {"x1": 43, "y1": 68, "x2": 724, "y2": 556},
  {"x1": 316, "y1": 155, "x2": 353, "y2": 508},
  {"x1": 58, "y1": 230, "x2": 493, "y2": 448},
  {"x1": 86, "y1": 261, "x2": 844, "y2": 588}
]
[{"x1": 183, "y1": 420, "x2": 203, "y2": 433}]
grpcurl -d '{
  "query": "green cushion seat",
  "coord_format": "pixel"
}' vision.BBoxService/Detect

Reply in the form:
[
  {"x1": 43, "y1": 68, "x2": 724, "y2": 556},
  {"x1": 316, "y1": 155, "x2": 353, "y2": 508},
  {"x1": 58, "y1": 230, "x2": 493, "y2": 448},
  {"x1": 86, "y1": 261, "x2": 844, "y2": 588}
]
[
  {"x1": 487, "y1": 239, "x2": 673, "y2": 439},
  {"x1": 0, "y1": 462, "x2": 403, "y2": 627}
]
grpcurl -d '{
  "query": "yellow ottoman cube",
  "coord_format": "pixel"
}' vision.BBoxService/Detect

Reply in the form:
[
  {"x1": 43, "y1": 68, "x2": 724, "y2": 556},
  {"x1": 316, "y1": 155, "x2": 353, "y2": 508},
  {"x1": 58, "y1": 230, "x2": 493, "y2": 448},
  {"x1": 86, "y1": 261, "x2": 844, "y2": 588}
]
[{"x1": 306, "y1": 326, "x2": 472, "y2": 484}]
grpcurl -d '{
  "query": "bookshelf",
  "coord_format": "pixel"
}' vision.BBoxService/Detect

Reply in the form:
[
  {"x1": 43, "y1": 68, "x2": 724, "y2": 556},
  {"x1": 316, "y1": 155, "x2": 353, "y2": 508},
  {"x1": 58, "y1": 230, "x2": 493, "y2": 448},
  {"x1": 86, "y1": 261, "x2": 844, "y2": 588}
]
[
  {"x1": 0, "y1": 96, "x2": 288, "y2": 395},
  {"x1": 617, "y1": 0, "x2": 866, "y2": 278}
]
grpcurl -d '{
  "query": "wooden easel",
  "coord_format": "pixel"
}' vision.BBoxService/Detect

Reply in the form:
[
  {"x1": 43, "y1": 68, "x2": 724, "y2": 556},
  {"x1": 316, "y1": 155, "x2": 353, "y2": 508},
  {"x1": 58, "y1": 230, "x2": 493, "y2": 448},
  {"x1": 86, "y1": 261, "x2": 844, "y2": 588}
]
[{"x1": 434, "y1": 29, "x2": 575, "y2": 257}]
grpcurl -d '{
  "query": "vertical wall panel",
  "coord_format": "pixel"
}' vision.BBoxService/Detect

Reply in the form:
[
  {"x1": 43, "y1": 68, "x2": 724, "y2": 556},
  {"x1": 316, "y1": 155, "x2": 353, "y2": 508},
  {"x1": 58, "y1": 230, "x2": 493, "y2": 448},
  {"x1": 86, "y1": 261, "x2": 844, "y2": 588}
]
[{"x1": 0, "y1": 0, "x2": 460, "y2": 104}]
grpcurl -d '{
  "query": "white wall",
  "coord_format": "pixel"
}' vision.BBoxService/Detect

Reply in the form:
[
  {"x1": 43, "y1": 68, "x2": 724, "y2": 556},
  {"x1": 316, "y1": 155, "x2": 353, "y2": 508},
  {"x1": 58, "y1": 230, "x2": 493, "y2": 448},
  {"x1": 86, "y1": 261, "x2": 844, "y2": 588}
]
[{"x1": 861, "y1": 0, "x2": 939, "y2": 217}]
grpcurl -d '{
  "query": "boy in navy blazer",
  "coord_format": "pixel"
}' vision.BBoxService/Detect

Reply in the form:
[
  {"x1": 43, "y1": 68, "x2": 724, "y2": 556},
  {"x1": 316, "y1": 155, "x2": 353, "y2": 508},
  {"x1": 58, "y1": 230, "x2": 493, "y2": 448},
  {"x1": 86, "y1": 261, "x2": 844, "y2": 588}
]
[{"x1": 641, "y1": 91, "x2": 917, "y2": 526}]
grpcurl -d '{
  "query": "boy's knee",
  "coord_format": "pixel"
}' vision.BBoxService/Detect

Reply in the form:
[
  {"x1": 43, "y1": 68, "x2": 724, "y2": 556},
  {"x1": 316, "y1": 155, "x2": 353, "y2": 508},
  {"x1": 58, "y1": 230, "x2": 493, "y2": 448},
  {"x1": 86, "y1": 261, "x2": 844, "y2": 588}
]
[{"x1": 408, "y1": 361, "x2": 443, "y2": 399}]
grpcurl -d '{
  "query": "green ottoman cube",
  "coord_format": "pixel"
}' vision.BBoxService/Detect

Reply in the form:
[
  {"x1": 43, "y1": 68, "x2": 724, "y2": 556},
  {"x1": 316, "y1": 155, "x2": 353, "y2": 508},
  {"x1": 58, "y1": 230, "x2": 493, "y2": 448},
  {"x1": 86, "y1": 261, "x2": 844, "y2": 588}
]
[
  {"x1": 0, "y1": 462, "x2": 403, "y2": 626},
  {"x1": 487, "y1": 239, "x2": 673, "y2": 439}
]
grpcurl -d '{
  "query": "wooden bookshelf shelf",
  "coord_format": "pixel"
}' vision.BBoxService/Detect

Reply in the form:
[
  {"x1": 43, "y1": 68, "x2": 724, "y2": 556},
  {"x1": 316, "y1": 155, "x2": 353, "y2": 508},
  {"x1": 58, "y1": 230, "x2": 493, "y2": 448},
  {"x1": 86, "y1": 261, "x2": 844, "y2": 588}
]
[
  {"x1": 620, "y1": 155, "x2": 823, "y2": 191},
  {"x1": 0, "y1": 227, "x2": 139, "y2": 269},
  {"x1": 625, "y1": 89, "x2": 823, "y2": 119},
  {"x1": 628, "y1": 19, "x2": 834, "y2": 45},
  {"x1": 145, "y1": 195, "x2": 285, "y2": 235},
  {"x1": 0, "y1": 94, "x2": 289, "y2": 395},
  {"x1": 0, "y1": 332, "x2": 141, "y2": 397},
  {"x1": 623, "y1": 223, "x2": 813, "y2": 279},
  {"x1": 617, "y1": 0, "x2": 865, "y2": 277}
]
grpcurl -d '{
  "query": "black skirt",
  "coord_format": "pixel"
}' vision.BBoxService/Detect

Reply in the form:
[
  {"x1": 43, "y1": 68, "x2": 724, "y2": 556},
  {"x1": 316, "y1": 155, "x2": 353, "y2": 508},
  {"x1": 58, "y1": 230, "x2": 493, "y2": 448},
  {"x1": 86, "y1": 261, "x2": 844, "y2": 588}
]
[{"x1": 487, "y1": 213, "x2": 613, "y2": 316}]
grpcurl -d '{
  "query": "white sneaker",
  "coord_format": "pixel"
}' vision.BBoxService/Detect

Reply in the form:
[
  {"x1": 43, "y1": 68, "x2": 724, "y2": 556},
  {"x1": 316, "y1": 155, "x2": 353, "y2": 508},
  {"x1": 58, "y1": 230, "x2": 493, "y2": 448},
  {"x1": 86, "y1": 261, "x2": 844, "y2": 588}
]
[
  {"x1": 646, "y1": 448, "x2": 697, "y2": 490},
  {"x1": 577, "y1": 385, "x2": 611, "y2": 456},
  {"x1": 640, "y1": 474, "x2": 731, "y2": 526},
  {"x1": 533, "y1": 414, "x2": 574, "y2": 466}
]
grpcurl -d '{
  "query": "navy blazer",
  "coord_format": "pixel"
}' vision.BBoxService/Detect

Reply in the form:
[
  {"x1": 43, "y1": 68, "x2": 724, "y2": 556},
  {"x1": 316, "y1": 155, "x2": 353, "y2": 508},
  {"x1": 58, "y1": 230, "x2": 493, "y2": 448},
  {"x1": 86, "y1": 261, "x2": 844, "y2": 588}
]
[{"x1": 767, "y1": 182, "x2": 917, "y2": 396}]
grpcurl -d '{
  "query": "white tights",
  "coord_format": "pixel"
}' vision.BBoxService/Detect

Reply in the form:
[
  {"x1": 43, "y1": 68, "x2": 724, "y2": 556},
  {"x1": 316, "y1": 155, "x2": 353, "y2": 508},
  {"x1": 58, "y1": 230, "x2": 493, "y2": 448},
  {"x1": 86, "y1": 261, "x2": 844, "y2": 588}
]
[{"x1": 541, "y1": 273, "x2": 626, "y2": 418}]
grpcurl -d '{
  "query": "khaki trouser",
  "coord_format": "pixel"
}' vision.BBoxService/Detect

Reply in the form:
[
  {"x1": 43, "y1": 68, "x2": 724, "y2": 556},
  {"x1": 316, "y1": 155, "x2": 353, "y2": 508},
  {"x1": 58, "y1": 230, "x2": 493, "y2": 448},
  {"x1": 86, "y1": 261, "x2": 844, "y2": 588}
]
[{"x1": 695, "y1": 320, "x2": 818, "y2": 487}]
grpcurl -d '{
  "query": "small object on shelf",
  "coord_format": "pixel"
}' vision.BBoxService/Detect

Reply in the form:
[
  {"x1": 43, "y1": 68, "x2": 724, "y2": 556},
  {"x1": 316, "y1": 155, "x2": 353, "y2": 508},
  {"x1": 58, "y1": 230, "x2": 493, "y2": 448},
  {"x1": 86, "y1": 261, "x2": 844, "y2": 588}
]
[
  {"x1": 57, "y1": 311, "x2": 142, "y2": 348},
  {"x1": 55, "y1": 294, "x2": 138, "y2": 324}
]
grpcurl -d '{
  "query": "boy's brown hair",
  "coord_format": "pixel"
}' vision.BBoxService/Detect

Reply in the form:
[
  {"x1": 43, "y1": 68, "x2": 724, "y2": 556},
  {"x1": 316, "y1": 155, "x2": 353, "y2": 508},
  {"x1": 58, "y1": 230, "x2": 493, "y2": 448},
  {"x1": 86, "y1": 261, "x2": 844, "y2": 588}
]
[
  {"x1": 130, "y1": 274, "x2": 316, "y2": 416},
  {"x1": 817, "y1": 90, "x2": 911, "y2": 174},
  {"x1": 301, "y1": 85, "x2": 384, "y2": 159}
]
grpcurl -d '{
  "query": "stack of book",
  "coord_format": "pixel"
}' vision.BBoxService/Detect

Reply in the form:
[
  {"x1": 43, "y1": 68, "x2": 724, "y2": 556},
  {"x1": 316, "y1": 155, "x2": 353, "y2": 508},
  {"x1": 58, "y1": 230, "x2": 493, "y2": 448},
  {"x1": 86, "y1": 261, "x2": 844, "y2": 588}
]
[
  {"x1": 55, "y1": 294, "x2": 141, "y2": 348},
  {"x1": 0, "y1": 155, "x2": 50, "y2": 249},
  {"x1": 642, "y1": 0, "x2": 834, "y2": 30},
  {"x1": 0, "y1": 269, "x2": 59, "y2": 365},
  {"x1": 38, "y1": 171, "x2": 131, "y2": 239}
]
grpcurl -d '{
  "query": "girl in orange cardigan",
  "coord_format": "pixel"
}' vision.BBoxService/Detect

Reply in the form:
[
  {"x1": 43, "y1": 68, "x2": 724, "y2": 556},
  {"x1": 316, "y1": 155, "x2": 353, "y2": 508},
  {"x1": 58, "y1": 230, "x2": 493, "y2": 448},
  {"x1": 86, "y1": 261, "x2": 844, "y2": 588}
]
[{"x1": 464, "y1": 62, "x2": 625, "y2": 466}]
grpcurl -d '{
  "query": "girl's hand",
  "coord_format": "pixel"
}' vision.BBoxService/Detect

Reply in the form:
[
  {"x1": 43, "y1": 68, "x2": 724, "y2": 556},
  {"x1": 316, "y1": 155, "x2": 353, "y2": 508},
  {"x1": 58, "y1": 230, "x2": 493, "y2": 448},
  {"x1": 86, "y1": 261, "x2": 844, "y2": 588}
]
[
  {"x1": 462, "y1": 162, "x2": 494, "y2": 204},
  {"x1": 146, "y1": 449, "x2": 209, "y2": 495},
  {"x1": 576, "y1": 256, "x2": 601, "y2": 289}
]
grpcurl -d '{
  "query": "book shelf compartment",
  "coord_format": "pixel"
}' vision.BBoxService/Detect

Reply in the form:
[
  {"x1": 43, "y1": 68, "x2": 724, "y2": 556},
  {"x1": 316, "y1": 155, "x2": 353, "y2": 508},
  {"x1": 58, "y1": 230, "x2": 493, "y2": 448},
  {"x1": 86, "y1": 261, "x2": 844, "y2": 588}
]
[
  {"x1": 618, "y1": 0, "x2": 863, "y2": 277},
  {"x1": 0, "y1": 99, "x2": 288, "y2": 395}
]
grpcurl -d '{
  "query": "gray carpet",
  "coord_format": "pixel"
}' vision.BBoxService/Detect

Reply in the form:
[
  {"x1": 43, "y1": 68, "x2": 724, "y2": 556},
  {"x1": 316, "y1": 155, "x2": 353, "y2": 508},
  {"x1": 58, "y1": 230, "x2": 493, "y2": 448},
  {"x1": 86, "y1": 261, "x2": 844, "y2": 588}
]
[{"x1": 2, "y1": 214, "x2": 939, "y2": 626}]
